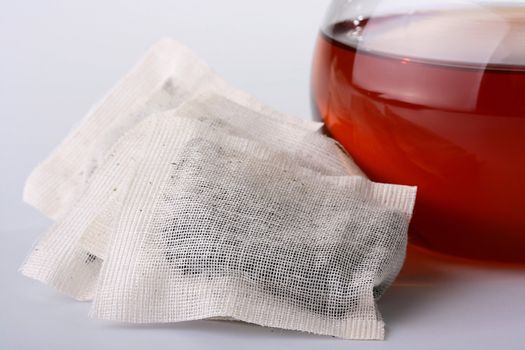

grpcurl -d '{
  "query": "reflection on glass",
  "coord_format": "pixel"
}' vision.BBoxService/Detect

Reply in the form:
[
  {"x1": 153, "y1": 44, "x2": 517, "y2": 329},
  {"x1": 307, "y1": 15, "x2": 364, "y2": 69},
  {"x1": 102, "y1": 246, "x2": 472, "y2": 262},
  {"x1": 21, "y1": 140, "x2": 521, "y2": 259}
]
[{"x1": 311, "y1": 0, "x2": 525, "y2": 262}]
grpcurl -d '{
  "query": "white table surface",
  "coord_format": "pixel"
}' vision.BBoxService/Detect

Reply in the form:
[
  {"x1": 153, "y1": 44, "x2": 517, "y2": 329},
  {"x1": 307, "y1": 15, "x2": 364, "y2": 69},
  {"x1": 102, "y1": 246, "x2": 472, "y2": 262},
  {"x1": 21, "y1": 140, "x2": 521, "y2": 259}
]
[{"x1": 1, "y1": 1, "x2": 524, "y2": 349}]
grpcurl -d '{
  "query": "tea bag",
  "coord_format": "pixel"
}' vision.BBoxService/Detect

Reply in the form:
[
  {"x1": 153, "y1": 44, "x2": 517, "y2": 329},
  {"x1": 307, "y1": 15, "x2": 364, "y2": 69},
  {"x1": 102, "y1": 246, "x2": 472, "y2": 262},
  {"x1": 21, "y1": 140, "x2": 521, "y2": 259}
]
[
  {"x1": 23, "y1": 38, "x2": 323, "y2": 220},
  {"x1": 80, "y1": 93, "x2": 363, "y2": 260},
  {"x1": 90, "y1": 115, "x2": 416, "y2": 340},
  {"x1": 21, "y1": 105, "x2": 360, "y2": 300},
  {"x1": 20, "y1": 38, "x2": 417, "y2": 340}
]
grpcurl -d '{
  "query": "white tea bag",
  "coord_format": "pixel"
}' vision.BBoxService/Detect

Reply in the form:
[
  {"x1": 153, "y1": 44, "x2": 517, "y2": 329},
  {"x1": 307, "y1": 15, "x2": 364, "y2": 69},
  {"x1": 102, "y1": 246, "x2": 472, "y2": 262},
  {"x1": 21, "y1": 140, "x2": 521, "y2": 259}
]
[
  {"x1": 24, "y1": 38, "x2": 323, "y2": 220},
  {"x1": 21, "y1": 109, "x2": 359, "y2": 300},
  {"x1": 91, "y1": 118, "x2": 416, "y2": 340},
  {"x1": 19, "y1": 37, "x2": 418, "y2": 340},
  {"x1": 80, "y1": 93, "x2": 363, "y2": 260}
]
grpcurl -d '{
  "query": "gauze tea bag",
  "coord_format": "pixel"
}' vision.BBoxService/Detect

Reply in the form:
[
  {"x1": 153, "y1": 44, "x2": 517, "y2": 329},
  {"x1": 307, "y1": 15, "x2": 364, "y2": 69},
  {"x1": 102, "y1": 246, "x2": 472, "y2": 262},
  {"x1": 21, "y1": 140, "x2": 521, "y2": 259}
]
[
  {"x1": 21, "y1": 107, "x2": 360, "y2": 300},
  {"x1": 23, "y1": 38, "x2": 323, "y2": 220},
  {"x1": 90, "y1": 117, "x2": 416, "y2": 340},
  {"x1": 80, "y1": 93, "x2": 363, "y2": 260}
]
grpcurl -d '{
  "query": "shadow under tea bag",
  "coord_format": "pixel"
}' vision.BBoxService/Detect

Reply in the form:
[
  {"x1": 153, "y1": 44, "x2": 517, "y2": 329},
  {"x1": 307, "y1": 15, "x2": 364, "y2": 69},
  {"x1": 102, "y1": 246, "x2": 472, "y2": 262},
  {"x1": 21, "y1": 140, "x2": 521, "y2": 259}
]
[
  {"x1": 21, "y1": 109, "x2": 358, "y2": 300},
  {"x1": 91, "y1": 118, "x2": 416, "y2": 340},
  {"x1": 24, "y1": 38, "x2": 323, "y2": 220}
]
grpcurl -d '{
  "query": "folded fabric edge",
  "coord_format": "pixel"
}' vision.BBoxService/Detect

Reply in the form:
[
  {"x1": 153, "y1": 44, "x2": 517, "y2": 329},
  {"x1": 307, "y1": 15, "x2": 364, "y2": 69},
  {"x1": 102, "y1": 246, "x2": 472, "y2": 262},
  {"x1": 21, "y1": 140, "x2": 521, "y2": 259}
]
[
  {"x1": 19, "y1": 250, "x2": 98, "y2": 302},
  {"x1": 88, "y1": 308, "x2": 385, "y2": 340}
]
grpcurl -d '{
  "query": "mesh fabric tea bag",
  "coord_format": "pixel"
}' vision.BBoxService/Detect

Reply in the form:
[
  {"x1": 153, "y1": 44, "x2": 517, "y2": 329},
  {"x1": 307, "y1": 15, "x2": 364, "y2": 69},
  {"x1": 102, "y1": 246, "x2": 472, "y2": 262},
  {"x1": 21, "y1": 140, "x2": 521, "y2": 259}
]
[
  {"x1": 24, "y1": 38, "x2": 323, "y2": 220},
  {"x1": 90, "y1": 116, "x2": 416, "y2": 340},
  {"x1": 21, "y1": 107, "x2": 360, "y2": 300},
  {"x1": 20, "y1": 36, "x2": 418, "y2": 341},
  {"x1": 80, "y1": 93, "x2": 363, "y2": 260}
]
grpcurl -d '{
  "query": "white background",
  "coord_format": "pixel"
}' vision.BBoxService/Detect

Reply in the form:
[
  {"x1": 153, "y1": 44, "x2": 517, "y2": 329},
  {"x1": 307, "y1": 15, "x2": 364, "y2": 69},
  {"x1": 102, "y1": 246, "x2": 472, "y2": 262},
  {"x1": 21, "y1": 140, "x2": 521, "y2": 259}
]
[{"x1": 1, "y1": 1, "x2": 524, "y2": 349}]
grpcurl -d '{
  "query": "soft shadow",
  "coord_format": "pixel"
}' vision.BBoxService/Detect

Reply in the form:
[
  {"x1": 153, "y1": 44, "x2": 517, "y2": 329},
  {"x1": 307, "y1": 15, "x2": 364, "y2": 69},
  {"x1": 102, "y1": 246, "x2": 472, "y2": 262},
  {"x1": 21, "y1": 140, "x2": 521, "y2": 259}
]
[
  {"x1": 107, "y1": 318, "x2": 330, "y2": 340},
  {"x1": 379, "y1": 242, "x2": 525, "y2": 333},
  {"x1": 379, "y1": 244, "x2": 455, "y2": 327}
]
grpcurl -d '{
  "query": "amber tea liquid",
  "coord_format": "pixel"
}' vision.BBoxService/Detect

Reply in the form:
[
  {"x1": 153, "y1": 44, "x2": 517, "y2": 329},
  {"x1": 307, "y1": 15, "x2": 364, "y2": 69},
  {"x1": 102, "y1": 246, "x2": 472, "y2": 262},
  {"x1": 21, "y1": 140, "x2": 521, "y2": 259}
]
[{"x1": 311, "y1": 7, "x2": 525, "y2": 262}]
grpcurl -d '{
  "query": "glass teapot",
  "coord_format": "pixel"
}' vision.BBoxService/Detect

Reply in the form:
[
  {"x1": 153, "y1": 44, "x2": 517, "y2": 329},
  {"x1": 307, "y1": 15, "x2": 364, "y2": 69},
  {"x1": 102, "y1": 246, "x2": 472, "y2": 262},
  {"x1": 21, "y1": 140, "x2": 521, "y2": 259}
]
[{"x1": 311, "y1": 0, "x2": 525, "y2": 263}]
